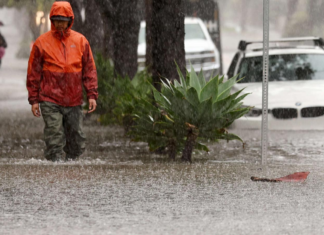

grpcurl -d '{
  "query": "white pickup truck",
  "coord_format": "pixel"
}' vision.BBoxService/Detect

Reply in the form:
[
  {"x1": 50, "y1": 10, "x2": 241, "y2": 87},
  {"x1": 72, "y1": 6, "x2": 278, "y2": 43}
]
[{"x1": 138, "y1": 17, "x2": 221, "y2": 79}]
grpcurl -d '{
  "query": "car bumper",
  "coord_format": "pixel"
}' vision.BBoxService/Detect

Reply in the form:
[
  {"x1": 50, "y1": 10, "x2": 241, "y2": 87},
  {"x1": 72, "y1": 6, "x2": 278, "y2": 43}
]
[{"x1": 231, "y1": 115, "x2": 324, "y2": 130}]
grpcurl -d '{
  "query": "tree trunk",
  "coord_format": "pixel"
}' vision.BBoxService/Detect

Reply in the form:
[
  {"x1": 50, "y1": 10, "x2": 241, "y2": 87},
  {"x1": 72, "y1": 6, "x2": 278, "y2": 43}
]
[
  {"x1": 94, "y1": 0, "x2": 140, "y2": 79},
  {"x1": 94, "y1": 0, "x2": 114, "y2": 59},
  {"x1": 181, "y1": 128, "x2": 198, "y2": 163},
  {"x1": 145, "y1": 0, "x2": 153, "y2": 72},
  {"x1": 122, "y1": 115, "x2": 134, "y2": 135},
  {"x1": 67, "y1": 0, "x2": 84, "y2": 34},
  {"x1": 66, "y1": 0, "x2": 104, "y2": 54},
  {"x1": 84, "y1": 0, "x2": 104, "y2": 53},
  {"x1": 168, "y1": 139, "x2": 177, "y2": 160},
  {"x1": 102, "y1": 17, "x2": 114, "y2": 59},
  {"x1": 112, "y1": 0, "x2": 140, "y2": 79},
  {"x1": 151, "y1": 0, "x2": 185, "y2": 91}
]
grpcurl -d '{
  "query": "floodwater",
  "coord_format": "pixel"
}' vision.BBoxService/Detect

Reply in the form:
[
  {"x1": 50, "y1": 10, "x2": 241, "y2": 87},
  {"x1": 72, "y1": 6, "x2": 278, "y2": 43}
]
[{"x1": 1, "y1": 112, "x2": 324, "y2": 235}]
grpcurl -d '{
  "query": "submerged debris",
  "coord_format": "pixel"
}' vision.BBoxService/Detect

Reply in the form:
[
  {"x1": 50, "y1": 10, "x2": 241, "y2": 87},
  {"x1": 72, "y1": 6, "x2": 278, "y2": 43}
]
[{"x1": 251, "y1": 171, "x2": 310, "y2": 182}]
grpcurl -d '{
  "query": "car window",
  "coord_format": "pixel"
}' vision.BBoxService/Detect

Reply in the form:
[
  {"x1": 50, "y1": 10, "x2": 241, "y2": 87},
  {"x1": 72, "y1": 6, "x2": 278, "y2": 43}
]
[
  {"x1": 237, "y1": 54, "x2": 324, "y2": 83},
  {"x1": 138, "y1": 22, "x2": 206, "y2": 44},
  {"x1": 185, "y1": 23, "x2": 206, "y2": 40}
]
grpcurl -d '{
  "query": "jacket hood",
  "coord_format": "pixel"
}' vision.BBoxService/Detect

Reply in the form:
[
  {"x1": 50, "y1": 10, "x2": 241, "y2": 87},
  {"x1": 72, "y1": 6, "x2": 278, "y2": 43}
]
[{"x1": 50, "y1": 1, "x2": 74, "y2": 36}]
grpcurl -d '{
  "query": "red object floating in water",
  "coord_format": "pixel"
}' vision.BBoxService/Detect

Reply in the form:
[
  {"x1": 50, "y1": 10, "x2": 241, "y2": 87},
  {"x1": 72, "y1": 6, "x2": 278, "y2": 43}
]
[{"x1": 251, "y1": 172, "x2": 310, "y2": 182}]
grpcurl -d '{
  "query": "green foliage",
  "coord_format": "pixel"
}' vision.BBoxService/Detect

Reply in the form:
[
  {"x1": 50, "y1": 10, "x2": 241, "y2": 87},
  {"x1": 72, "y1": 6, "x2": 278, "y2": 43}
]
[
  {"x1": 110, "y1": 68, "x2": 152, "y2": 128},
  {"x1": 131, "y1": 65, "x2": 251, "y2": 159},
  {"x1": 94, "y1": 56, "x2": 250, "y2": 161},
  {"x1": 92, "y1": 54, "x2": 116, "y2": 117},
  {"x1": 130, "y1": 93, "x2": 188, "y2": 153},
  {"x1": 93, "y1": 54, "x2": 152, "y2": 126}
]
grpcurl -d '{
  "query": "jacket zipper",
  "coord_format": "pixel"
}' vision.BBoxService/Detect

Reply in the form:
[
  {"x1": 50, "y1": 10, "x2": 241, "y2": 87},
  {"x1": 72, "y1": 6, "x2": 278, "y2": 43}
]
[
  {"x1": 61, "y1": 31, "x2": 67, "y2": 105},
  {"x1": 61, "y1": 32, "x2": 66, "y2": 63}
]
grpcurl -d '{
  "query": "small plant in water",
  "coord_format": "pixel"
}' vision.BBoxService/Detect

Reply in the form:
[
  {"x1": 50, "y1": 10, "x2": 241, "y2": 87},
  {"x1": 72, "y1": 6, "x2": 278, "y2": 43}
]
[{"x1": 131, "y1": 65, "x2": 251, "y2": 162}]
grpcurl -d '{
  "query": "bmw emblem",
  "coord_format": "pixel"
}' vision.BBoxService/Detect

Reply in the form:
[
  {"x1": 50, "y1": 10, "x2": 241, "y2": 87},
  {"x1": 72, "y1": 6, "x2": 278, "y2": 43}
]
[{"x1": 295, "y1": 102, "x2": 302, "y2": 106}]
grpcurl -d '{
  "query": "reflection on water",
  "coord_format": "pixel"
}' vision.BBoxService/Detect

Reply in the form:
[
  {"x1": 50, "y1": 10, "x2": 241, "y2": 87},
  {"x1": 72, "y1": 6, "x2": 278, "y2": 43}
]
[{"x1": 1, "y1": 112, "x2": 324, "y2": 234}]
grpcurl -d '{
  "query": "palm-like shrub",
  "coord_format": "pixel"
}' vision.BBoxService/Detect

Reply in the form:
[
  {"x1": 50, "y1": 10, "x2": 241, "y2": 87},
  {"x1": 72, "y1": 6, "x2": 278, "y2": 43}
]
[
  {"x1": 130, "y1": 95, "x2": 187, "y2": 159},
  {"x1": 131, "y1": 66, "x2": 251, "y2": 162},
  {"x1": 93, "y1": 54, "x2": 152, "y2": 129},
  {"x1": 112, "y1": 70, "x2": 152, "y2": 132},
  {"x1": 93, "y1": 53, "x2": 116, "y2": 117}
]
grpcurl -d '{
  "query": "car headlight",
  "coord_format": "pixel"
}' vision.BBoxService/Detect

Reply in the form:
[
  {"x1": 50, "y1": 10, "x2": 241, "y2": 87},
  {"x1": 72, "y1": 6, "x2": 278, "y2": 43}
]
[{"x1": 202, "y1": 57, "x2": 216, "y2": 63}]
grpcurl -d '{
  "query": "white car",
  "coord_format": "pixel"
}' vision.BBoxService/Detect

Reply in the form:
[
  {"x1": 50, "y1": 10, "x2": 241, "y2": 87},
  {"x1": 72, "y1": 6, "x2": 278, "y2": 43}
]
[
  {"x1": 229, "y1": 37, "x2": 324, "y2": 130},
  {"x1": 138, "y1": 17, "x2": 220, "y2": 79}
]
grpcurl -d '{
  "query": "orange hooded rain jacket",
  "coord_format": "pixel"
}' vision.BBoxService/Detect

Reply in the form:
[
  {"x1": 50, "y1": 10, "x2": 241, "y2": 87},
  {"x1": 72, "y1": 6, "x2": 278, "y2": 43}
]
[{"x1": 27, "y1": 1, "x2": 98, "y2": 107}]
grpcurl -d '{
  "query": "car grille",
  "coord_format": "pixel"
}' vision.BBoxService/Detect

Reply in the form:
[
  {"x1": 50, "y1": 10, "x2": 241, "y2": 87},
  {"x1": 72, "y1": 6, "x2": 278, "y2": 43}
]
[
  {"x1": 301, "y1": 106, "x2": 324, "y2": 118},
  {"x1": 185, "y1": 52, "x2": 215, "y2": 66},
  {"x1": 272, "y1": 108, "x2": 298, "y2": 119}
]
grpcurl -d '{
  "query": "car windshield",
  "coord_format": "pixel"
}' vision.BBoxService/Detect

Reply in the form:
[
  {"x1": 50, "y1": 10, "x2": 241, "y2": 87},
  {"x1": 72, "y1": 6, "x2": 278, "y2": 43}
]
[
  {"x1": 185, "y1": 23, "x2": 206, "y2": 40},
  {"x1": 238, "y1": 54, "x2": 324, "y2": 83},
  {"x1": 138, "y1": 22, "x2": 206, "y2": 44}
]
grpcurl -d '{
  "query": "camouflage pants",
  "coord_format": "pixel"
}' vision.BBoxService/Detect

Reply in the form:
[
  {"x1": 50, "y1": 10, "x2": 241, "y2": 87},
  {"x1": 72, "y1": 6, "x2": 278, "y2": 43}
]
[{"x1": 40, "y1": 101, "x2": 86, "y2": 161}]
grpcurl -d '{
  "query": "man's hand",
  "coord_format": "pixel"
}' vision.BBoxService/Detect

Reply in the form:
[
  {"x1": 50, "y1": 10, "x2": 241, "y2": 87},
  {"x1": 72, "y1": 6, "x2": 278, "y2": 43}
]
[
  {"x1": 31, "y1": 103, "x2": 41, "y2": 117},
  {"x1": 88, "y1": 99, "x2": 97, "y2": 113}
]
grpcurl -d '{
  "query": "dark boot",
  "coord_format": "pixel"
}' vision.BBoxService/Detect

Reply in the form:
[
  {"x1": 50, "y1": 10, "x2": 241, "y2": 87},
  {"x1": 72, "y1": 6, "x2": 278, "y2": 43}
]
[{"x1": 46, "y1": 153, "x2": 64, "y2": 162}]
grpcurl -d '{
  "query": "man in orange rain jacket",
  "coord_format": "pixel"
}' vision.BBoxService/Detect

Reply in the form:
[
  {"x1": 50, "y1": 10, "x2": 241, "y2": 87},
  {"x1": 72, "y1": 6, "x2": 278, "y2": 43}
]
[{"x1": 26, "y1": 1, "x2": 98, "y2": 162}]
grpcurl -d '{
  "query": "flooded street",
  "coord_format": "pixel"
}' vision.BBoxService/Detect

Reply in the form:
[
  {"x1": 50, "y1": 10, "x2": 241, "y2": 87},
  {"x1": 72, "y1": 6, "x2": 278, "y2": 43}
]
[
  {"x1": 1, "y1": 112, "x2": 324, "y2": 234},
  {"x1": 2, "y1": 5, "x2": 324, "y2": 235}
]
